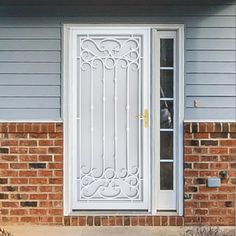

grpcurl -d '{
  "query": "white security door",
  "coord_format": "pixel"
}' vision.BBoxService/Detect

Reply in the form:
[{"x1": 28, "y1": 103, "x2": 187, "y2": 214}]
[{"x1": 69, "y1": 28, "x2": 150, "y2": 210}]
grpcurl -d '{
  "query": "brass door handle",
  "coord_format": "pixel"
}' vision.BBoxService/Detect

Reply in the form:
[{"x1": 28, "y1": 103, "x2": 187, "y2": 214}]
[{"x1": 137, "y1": 109, "x2": 148, "y2": 128}]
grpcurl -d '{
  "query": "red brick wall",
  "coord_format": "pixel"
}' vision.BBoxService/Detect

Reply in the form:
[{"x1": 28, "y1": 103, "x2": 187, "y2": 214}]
[
  {"x1": 0, "y1": 123, "x2": 63, "y2": 225},
  {"x1": 0, "y1": 122, "x2": 235, "y2": 226},
  {"x1": 184, "y1": 122, "x2": 236, "y2": 226}
]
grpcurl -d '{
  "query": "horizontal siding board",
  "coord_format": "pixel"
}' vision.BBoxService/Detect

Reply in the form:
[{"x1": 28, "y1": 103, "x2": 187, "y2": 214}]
[
  {"x1": 0, "y1": 86, "x2": 60, "y2": 96},
  {"x1": 0, "y1": 97, "x2": 60, "y2": 108},
  {"x1": 0, "y1": 74, "x2": 60, "y2": 85},
  {"x1": 0, "y1": 39, "x2": 60, "y2": 50},
  {"x1": 0, "y1": 5, "x2": 235, "y2": 17},
  {"x1": 186, "y1": 85, "x2": 236, "y2": 96},
  {"x1": 186, "y1": 74, "x2": 236, "y2": 85},
  {"x1": 0, "y1": 28, "x2": 60, "y2": 39},
  {"x1": 186, "y1": 97, "x2": 236, "y2": 108},
  {"x1": 186, "y1": 62, "x2": 236, "y2": 73},
  {"x1": 0, "y1": 17, "x2": 60, "y2": 27},
  {"x1": 186, "y1": 51, "x2": 236, "y2": 62},
  {"x1": 0, "y1": 108, "x2": 61, "y2": 120},
  {"x1": 0, "y1": 62, "x2": 60, "y2": 73},
  {"x1": 185, "y1": 108, "x2": 236, "y2": 120},
  {"x1": 0, "y1": 51, "x2": 60, "y2": 62},
  {"x1": 186, "y1": 39, "x2": 236, "y2": 50},
  {"x1": 62, "y1": 16, "x2": 236, "y2": 27},
  {"x1": 186, "y1": 27, "x2": 236, "y2": 39}
]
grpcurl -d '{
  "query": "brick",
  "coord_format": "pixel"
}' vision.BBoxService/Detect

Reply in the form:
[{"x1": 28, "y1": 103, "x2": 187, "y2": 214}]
[
  {"x1": 19, "y1": 140, "x2": 37, "y2": 146},
  {"x1": 0, "y1": 148, "x2": 9, "y2": 153},
  {"x1": 1, "y1": 155, "x2": 18, "y2": 161},
  {"x1": 146, "y1": 216, "x2": 153, "y2": 226},
  {"x1": 19, "y1": 170, "x2": 37, "y2": 177},
  {"x1": 10, "y1": 209, "x2": 28, "y2": 215},
  {"x1": 87, "y1": 216, "x2": 93, "y2": 226},
  {"x1": 138, "y1": 216, "x2": 145, "y2": 226},
  {"x1": 211, "y1": 133, "x2": 228, "y2": 139},
  {"x1": 131, "y1": 216, "x2": 138, "y2": 226},
  {"x1": 153, "y1": 216, "x2": 160, "y2": 226},
  {"x1": 108, "y1": 216, "x2": 115, "y2": 226},
  {"x1": 193, "y1": 147, "x2": 208, "y2": 154},
  {"x1": 210, "y1": 162, "x2": 229, "y2": 169},
  {"x1": 185, "y1": 140, "x2": 199, "y2": 146},
  {"x1": 48, "y1": 147, "x2": 63, "y2": 154},
  {"x1": 161, "y1": 216, "x2": 168, "y2": 226},
  {"x1": 29, "y1": 163, "x2": 46, "y2": 169},
  {"x1": 10, "y1": 178, "x2": 28, "y2": 184},
  {"x1": 194, "y1": 133, "x2": 209, "y2": 139},
  {"x1": 201, "y1": 140, "x2": 218, "y2": 146},
  {"x1": 225, "y1": 201, "x2": 233, "y2": 207},
  {"x1": 209, "y1": 148, "x2": 228, "y2": 154},
  {"x1": 3, "y1": 186, "x2": 17, "y2": 192},
  {"x1": 194, "y1": 163, "x2": 209, "y2": 169},
  {"x1": 220, "y1": 140, "x2": 236, "y2": 146},
  {"x1": 101, "y1": 216, "x2": 109, "y2": 226},
  {"x1": 79, "y1": 216, "x2": 86, "y2": 226},
  {"x1": 29, "y1": 148, "x2": 47, "y2": 154},
  {"x1": 0, "y1": 193, "x2": 8, "y2": 199},
  {"x1": 124, "y1": 216, "x2": 130, "y2": 226},
  {"x1": 115, "y1": 216, "x2": 123, "y2": 226}
]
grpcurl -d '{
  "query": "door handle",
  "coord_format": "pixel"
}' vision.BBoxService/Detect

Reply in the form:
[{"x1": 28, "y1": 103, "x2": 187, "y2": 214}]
[{"x1": 137, "y1": 109, "x2": 148, "y2": 128}]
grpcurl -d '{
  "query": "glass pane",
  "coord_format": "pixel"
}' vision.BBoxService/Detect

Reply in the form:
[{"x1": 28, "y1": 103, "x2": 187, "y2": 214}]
[
  {"x1": 160, "y1": 39, "x2": 174, "y2": 67},
  {"x1": 160, "y1": 70, "x2": 173, "y2": 98},
  {"x1": 160, "y1": 131, "x2": 173, "y2": 160},
  {"x1": 160, "y1": 101, "x2": 173, "y2": 129},
  {"x1": 160, "y1": 162, "x2": 173, "y2": 190}
]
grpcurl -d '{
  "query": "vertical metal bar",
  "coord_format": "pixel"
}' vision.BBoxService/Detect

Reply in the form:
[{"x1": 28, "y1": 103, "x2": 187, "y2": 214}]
[
  {"x1": 126, "y1": 65, "x2": 130, "y2": 172},
  {"x1": 102, "y1": 63, "x2": 106, "y2": 172},
  {"x1": 138, "y1": 37, "x2": 141, "y2": 172},
  {"x1": 91, "y1": 62, "x2": 94, "y2": 170},
  {"x1": 114, "y1": 66, "x2": 118, "y2": 171}
]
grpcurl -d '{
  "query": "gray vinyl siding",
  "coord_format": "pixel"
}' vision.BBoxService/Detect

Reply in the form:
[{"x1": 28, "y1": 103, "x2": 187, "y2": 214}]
[
  {"x1": 0, "y1": 18, "x2": 61, "y2": 120},
  {"x1": 0, "y1": 3, "x2": 235, "y2": 120}
]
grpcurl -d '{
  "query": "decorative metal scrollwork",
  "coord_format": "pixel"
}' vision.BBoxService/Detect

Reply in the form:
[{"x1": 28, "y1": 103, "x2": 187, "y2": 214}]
[{"x1": 78, "y1": 35, "x2": 142, "y2": 200}]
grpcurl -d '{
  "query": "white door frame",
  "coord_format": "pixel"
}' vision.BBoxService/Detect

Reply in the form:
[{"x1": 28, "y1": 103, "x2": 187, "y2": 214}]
[{"x1": 63, "y1": 24, "x2": 184, "y2": 216}]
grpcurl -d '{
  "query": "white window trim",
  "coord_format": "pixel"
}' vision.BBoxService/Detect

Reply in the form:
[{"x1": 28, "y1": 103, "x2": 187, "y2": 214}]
[{"x1": 63, "y1": 24, "x2": 184, "y2": 216}]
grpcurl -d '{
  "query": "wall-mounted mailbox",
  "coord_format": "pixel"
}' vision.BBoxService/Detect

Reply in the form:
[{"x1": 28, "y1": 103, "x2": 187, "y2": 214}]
[{"x1": 207, "y1": 178, "x2": 221, "y2": 188}]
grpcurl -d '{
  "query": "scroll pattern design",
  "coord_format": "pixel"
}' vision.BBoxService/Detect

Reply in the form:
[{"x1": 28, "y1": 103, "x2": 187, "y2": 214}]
[{"x1": 79, "y1": 35, "x2": 142, "y2": 200}]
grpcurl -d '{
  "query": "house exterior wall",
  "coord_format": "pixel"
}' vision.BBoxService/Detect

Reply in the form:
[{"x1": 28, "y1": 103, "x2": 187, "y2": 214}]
[
  {"x1": 0, "y1": 122, "x2": 235, "y2": 226},
  {"x1": 0, "y1": 3, "x2": 235, "y2": 120},
  {"x1": 0, "y1": 2, "x2": 235, "y2": 227}
]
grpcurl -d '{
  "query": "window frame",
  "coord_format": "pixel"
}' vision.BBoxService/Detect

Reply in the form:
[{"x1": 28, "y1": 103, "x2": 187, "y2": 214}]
[{"x1": 151, "y1": 26, "x2": 184, "y2": 215}]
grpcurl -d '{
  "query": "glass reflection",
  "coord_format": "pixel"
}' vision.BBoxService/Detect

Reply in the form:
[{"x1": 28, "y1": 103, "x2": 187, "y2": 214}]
[{"x1": 160, "y1": 101, "x2": 173, "y2": 129}]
